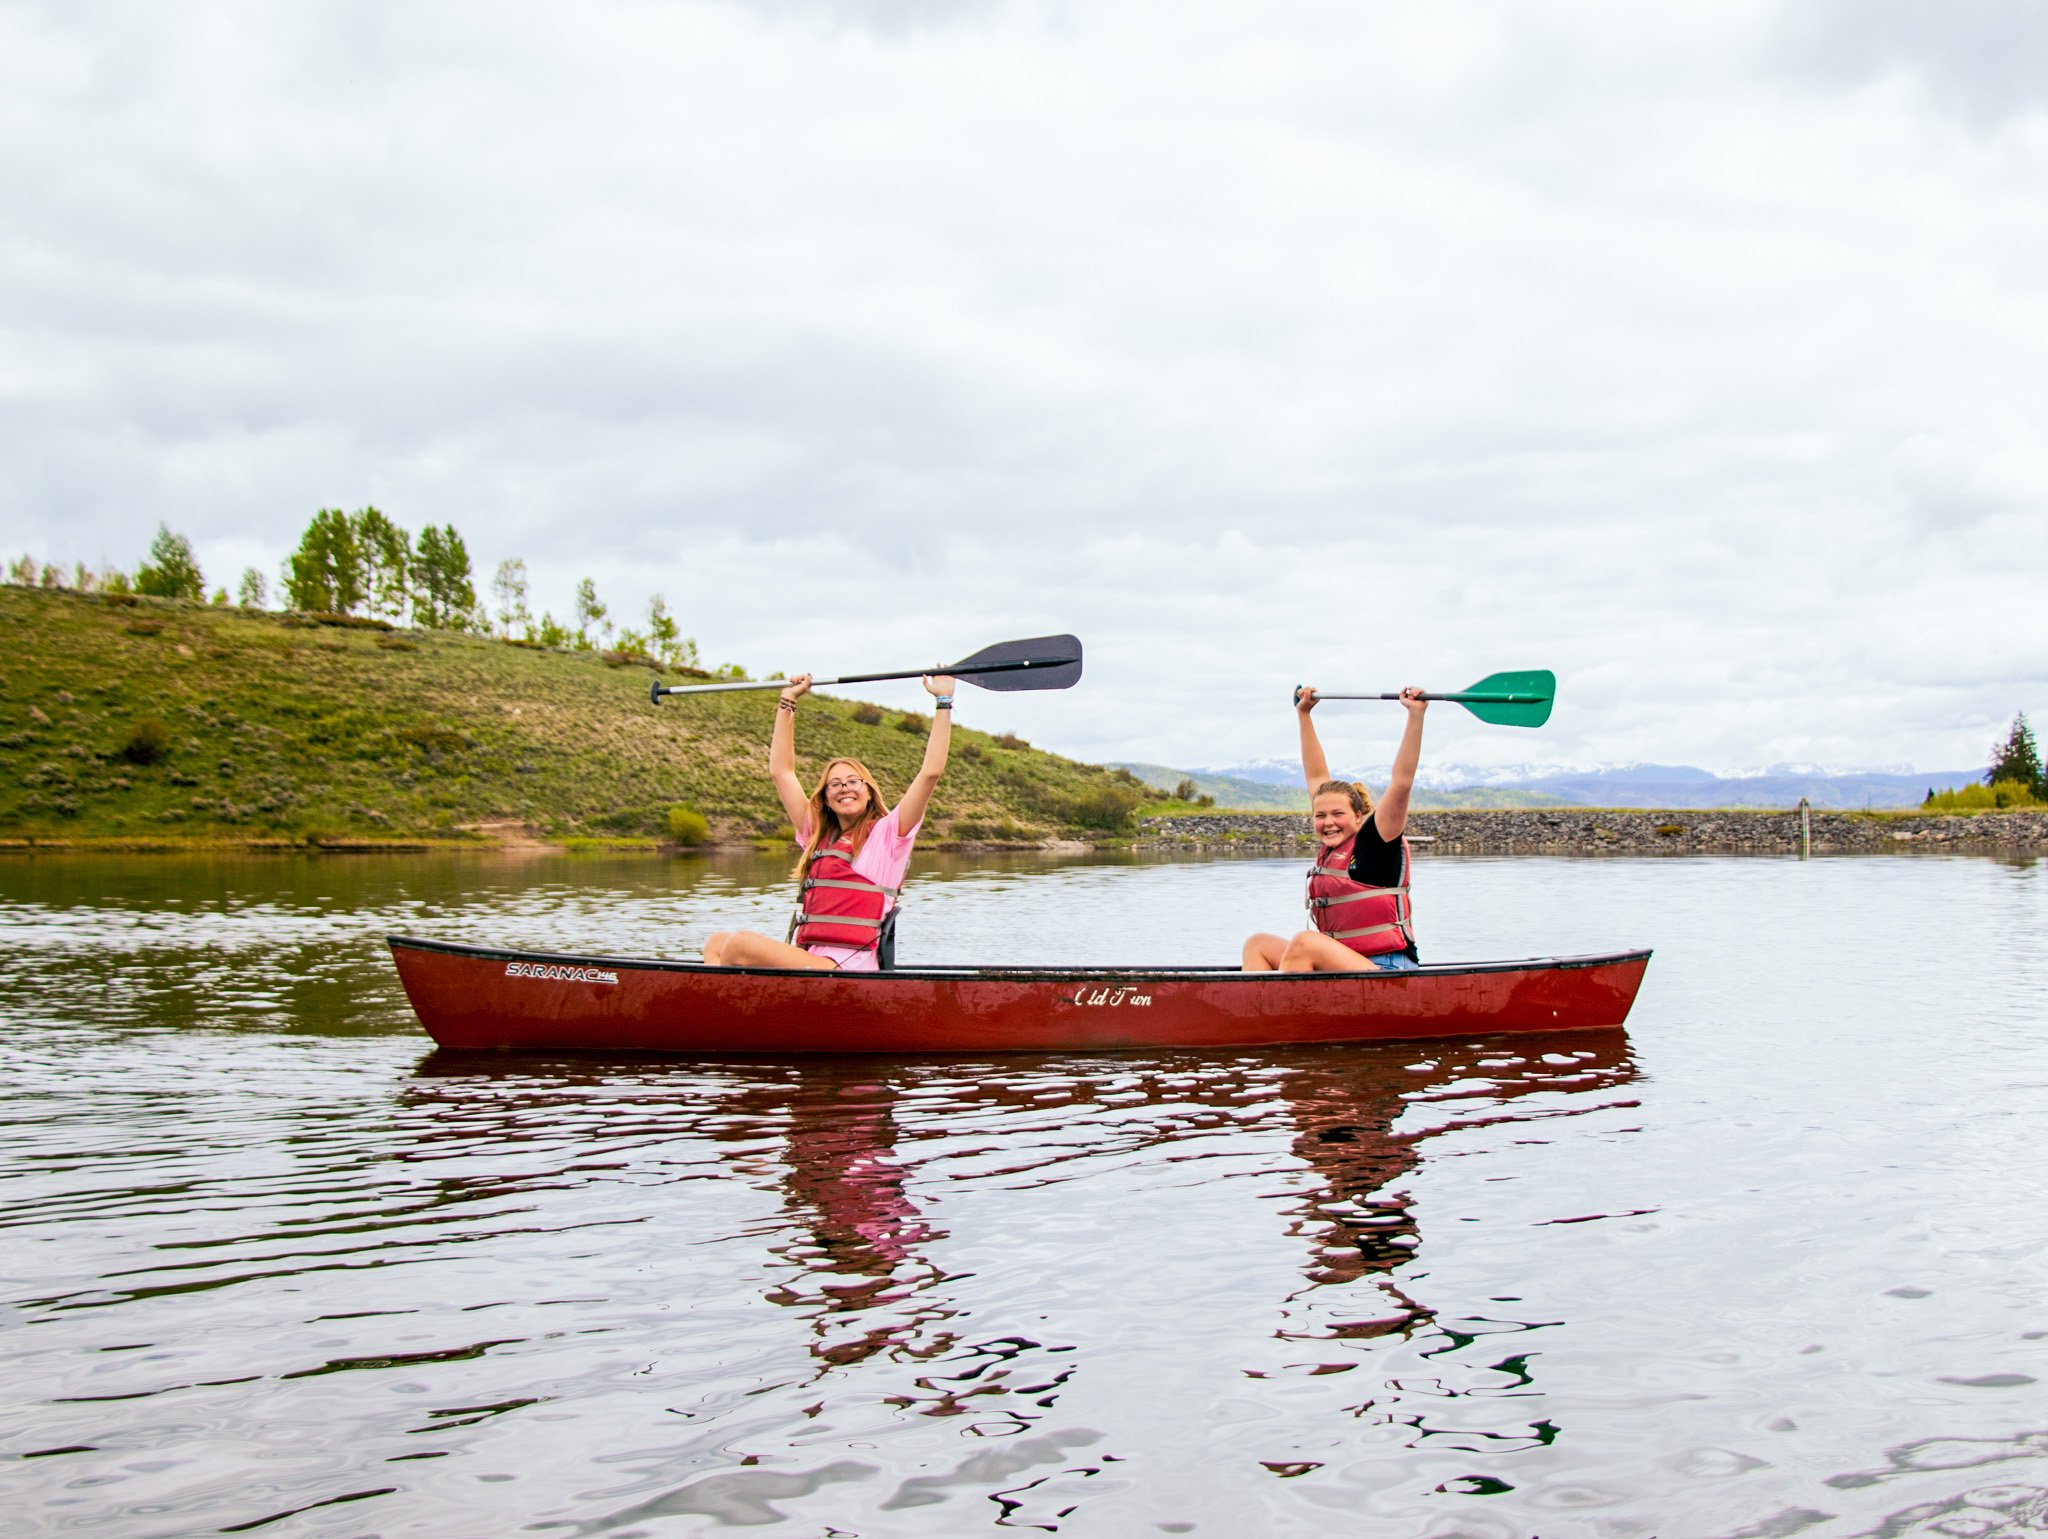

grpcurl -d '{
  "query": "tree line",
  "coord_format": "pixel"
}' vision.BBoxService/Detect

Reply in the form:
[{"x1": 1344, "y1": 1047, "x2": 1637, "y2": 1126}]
[{"x1": 7, "y1": 511, "x2": 710, "y2": 670}]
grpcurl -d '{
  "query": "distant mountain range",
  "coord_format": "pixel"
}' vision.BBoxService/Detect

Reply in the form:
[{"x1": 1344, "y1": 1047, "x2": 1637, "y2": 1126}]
[{"x1": 1115, "y1": 759, "x2": 1985, "y2": 811}]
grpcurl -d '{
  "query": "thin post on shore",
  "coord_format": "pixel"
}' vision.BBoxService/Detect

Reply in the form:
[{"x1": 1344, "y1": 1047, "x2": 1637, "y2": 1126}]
[{"x1": 1797, "y1": 796, "x2": 1811, "y2": 860}]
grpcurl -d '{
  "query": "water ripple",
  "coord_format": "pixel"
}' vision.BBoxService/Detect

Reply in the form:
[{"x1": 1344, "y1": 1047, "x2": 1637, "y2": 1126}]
[{"x1": 4, "y1": 851, "x2": 2047, "y2": 1536}]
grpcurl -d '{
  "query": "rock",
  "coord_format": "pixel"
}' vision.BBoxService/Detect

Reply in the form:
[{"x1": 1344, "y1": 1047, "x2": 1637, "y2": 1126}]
[{"x1": 1133, "y1": 809, "x2": 2048, "y2": 855}]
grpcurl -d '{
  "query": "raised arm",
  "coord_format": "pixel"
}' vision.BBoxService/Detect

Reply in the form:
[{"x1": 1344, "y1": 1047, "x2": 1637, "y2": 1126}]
[
  {"x1": 769, "y1": 674, "x2": 813, "y2": 830},
  {"x1": 891, "y1": 674, "x2": 956, "y2": 835},
  {"x1": 1295, "y1": 686, "x2": 1331, "y2": 788},
  {"x1": 1371, "y1": 687, "x2": 1428, "y2": 841}
]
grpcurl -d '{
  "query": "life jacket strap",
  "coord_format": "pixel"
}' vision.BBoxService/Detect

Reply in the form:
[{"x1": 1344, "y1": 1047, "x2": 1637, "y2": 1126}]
[
  {"x1": 1308, "y1": 885, "x2": 1408, "y2": 910},
  {"x1": 801, "y1": 876, "x2": 901, "y2": 898},
  {"x1": 1327, "y1": 921, "x2": 1409, "y2": 942}
]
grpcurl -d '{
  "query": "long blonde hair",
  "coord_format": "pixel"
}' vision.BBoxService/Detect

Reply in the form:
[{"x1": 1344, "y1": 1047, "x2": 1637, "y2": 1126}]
[
  {"x1": 794, "y1": 757, "x2": 889, "y2": 876},
  {"x1": 1313, "y1": 779, "x2": 1376, "y2": 817}
]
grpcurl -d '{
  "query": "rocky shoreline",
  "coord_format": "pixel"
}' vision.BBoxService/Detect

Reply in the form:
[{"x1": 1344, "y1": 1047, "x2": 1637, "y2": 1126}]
[{"x1": 1133, "y1": 808, "x2": 2048, "y2": 855}]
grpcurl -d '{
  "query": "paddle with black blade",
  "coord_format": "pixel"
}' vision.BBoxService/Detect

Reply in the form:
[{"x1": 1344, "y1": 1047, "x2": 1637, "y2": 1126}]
[
  {"x1": 650, "y1": 634, "x2": 1084, "y2": 704},
  {"x1": 1296, "y1": 669, "x2": 1556, "y2": 728}
]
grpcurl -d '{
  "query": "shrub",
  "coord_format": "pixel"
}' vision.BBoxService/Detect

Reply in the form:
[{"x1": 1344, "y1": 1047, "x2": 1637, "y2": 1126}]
[
  {"x1": 950, "y1": 817, "x2": 1036, "y2": 842},
  {"x1": 1925, "y1": 780, "x2": 2045, "y2": 812},
  {"x1": 1172, "y1": 778, "x2": 1197, "y2": 802},
  {"x1": 666, "y1": 805, "x2": 711, "y2": 845},
  {"x1": 124, "y1": 620, "x2": 164, "y2": 636},
  {"x1": 851, "y1": 702, "x2": 884, "y2": 726},
  {"x1": 376, "y1": 634, "x2": 418, "y2": 651},
  {"x1": 993, "y1": 732, "x2": 1029, "y2": 750},
  {"x1": 1066, "y1": 783, "x2": 1145, "y2": 831},
  {"x1": 955, "y1": 741, "x2": 983, "y2": 762},
  {"x1": 603, "y1": 648, "x2": 657, "y2": 669},
  {"x1": 897, "y1": 712, "x2": 928, "y2": 734},
  {"x1": 121, "y1": 717, "x2": 170, "y2": 765},
  {"x1": 398, "y1": 724, "x2": 469, "y2": 755}
]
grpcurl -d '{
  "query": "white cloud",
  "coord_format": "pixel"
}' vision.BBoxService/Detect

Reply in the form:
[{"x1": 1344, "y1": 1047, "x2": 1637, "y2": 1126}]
[{"x1": 2, "y1": 0, "x2": 2044, "y2": 773}]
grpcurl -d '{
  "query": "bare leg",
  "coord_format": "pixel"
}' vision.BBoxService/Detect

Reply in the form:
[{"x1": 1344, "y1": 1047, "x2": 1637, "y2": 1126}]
[
  {"x1": 705, "y1": 929, "x2": 838, "y2": 970},
  {"x1": 1241, "y1": 932, "x2": 1288, "y2": 971},
  {"x1": 1278, "y1": 930, "x2": 1380, "y2": 974}
]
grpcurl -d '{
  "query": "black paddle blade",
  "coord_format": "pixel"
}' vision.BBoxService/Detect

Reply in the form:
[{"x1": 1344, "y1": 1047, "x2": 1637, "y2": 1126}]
[{"x1": 947, "y1": 633, "x2": 1084, "y2": 692}]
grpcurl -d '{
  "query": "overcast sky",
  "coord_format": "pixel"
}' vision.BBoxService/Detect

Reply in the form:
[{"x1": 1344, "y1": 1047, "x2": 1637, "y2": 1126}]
[{"x1": 5, "y1": 0, "x2": 2046, "y2": 775}]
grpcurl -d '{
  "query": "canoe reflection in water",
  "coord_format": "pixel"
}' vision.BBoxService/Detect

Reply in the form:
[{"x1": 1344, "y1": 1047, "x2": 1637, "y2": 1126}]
[{"x1": 416, "y1": 1032, "x2": 1638, "y2": 1388}]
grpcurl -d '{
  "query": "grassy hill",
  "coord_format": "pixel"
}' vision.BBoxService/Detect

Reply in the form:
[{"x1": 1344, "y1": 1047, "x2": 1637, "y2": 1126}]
[
  {"x1": 1112, "y1": 762, "x2": 1308, "y2": 811},
  {"x1": 0, "y1": 587, "x2": 1150, "y2": 848}
]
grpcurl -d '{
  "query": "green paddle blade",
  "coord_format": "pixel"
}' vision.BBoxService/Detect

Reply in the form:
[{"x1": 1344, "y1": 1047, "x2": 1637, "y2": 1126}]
[{"x1": 1451, "y1": 669, "x2": 1555, "y2": 728}]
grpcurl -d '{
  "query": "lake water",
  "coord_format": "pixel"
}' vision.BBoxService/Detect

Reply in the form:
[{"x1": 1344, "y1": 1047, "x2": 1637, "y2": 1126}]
[{"x1": 3, "y1": 849, "x2": 2047, "y2": 1539}]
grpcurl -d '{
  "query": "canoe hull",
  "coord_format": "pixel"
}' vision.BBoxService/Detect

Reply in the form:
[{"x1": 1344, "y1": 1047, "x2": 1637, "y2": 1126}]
[{"x1": 388, "y1": 937, "x2": 1651, "y2": 1054}]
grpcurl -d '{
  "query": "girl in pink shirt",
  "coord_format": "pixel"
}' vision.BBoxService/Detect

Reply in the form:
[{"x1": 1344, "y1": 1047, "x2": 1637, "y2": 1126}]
[{"x1": 702, "y1": 670, "x2": 956, "y2": 971}]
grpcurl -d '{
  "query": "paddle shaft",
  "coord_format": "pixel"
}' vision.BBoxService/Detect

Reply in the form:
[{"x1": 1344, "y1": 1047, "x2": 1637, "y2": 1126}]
[
  {"x1": 655, "y1": 656, "x2": 1056, "y2": 699},
  {"x1": 1307, "y1": 691, "x2": 1543, "y2": 703}
]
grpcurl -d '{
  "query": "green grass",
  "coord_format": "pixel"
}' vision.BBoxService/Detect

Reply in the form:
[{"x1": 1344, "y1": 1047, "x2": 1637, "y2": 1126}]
[{"x1": 0, "y1": 587, "x2": 1152, "y2": 847}]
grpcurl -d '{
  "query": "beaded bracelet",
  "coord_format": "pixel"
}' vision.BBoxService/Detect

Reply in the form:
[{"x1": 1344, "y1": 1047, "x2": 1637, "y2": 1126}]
[{"x1": 934, "y1": 695, "x2": 954, "y2": 710}]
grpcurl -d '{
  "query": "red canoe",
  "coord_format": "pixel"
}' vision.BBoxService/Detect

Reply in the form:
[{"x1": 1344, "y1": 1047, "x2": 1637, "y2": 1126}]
[{"x1": 388, "y1": 936, "x2": 1651, "y2": 1054}]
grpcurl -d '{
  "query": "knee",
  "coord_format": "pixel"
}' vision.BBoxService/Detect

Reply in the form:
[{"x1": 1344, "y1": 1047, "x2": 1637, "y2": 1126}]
[{"x1": 704, "y1": 930, "x2": 731, "y2": 963}]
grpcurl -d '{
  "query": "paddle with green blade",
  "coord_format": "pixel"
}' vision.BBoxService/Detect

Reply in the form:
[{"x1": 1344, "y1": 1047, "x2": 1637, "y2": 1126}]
[
  {"x1": 1296, "y1": 669, "x2": 1556, "y2": 728},
  {"x1": 651, "y1": 633, "x2": 1084, "y2": 704}
]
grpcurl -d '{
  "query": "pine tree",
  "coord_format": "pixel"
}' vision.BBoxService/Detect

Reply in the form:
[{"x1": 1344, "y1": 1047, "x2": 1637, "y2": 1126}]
[
  {"x1": 412, "y1": 524, "x2": 478, "y2": 631},
  {"x1": 284, "y1": 509, "x2": 364, "y2": 613},
  {"x1": 1988, "y1": 713, "x2": 2044, "y2": 796},
  {"x1": 134, "y1": 524, "x2": 206, "y2": 600},
  {"x1": 352, "y1": 507, "x2": 412, "y2": 624}
]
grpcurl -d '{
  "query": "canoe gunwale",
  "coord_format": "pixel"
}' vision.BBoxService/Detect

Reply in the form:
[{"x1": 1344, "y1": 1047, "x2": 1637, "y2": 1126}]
[{"x1": 387, "y1": 933, "x2": 1652, "y2": 982}]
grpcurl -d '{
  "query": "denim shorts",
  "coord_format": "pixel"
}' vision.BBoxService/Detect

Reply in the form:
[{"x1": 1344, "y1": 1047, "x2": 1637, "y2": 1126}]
[{"x1": 1365, "y1": 950, "x2": 1420, "y2": 972}]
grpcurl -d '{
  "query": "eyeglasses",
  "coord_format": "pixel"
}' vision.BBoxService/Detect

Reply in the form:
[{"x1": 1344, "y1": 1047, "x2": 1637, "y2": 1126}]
[{"x1": 824, "y1": 777, "x2": 866, "y2": 792}]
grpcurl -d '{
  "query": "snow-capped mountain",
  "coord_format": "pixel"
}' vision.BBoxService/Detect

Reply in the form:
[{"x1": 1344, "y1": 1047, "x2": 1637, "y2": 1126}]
[{"x1": 1175, "y1": 759, "x2": 1985, "y2": 810}]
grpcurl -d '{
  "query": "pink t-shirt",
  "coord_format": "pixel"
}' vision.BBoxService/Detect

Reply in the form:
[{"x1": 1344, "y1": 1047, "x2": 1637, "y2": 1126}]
[{"x1": 793, "y1": 810, "x2": 922, "y2": 971}]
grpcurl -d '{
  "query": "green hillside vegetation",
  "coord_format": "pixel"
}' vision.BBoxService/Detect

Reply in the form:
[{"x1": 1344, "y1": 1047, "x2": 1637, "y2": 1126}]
[
  {"x1": 0, "y1": 587, "x2": 1150, "y2": 848},
  {"x1": 1922, "y1": 781, "x2": 2044, "y2": 812}
]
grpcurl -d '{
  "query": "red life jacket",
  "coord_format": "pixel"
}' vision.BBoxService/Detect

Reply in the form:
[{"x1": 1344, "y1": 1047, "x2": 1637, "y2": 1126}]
[
  {"x1": 788, "y1": 835, "x2": 899, "y2": 952},
  {"x1": 1305, "y1": 831, "x2": 1414, "y2": 957}
]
